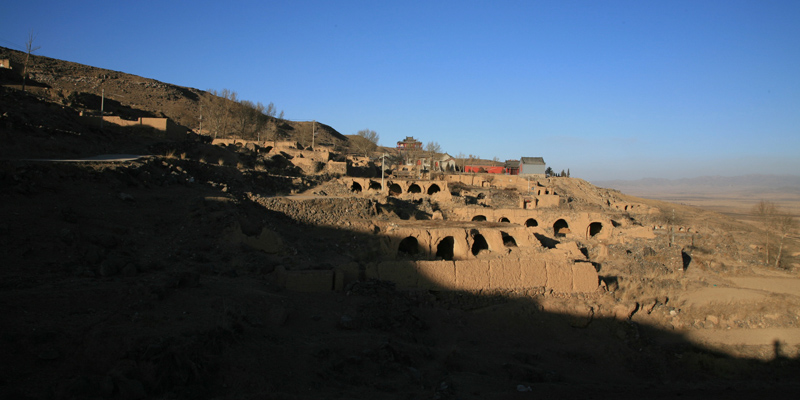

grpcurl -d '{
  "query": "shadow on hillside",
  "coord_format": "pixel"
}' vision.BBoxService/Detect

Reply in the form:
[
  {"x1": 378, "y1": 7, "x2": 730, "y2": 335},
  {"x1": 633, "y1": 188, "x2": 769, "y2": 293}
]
[
  {"x1": 1, "y1": 156, "x2": 798, "y2": 399},
  {"x1": 222, "y1": 177, "x2": 800, "y2": 397}
]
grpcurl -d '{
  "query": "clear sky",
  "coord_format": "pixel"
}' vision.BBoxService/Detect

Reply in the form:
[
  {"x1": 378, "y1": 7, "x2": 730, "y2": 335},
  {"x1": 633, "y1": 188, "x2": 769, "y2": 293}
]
[{"x1": 2, "y1": 0, "x2": 798, "y2": 181}]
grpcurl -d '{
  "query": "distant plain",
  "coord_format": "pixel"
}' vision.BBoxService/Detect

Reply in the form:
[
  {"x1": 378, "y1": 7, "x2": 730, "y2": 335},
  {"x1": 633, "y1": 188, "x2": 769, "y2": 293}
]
[{"x1": 593, "y1": 175, "x2": 800, "y2": 225}]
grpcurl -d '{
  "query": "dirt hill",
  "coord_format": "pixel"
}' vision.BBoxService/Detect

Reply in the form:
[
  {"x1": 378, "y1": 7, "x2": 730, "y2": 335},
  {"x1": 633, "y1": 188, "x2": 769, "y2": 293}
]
[
  {"x1": 0, "y1": 46, "x2": 347, "y2": 149},
  {"x1": 1, "y1": 51, "x2": 800, "y2": 399}
]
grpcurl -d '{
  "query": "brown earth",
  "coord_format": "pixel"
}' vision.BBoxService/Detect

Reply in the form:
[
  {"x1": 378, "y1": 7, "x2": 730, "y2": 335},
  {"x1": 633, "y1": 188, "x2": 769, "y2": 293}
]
[{"x1": 2, "y1": 52, "x2": 800, "y2": 399}]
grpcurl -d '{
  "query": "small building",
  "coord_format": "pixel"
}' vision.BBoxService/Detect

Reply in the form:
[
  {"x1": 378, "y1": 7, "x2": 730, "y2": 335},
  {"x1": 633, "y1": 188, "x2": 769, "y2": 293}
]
[
  {"x1": 504, "y1": 160, "x2": 520, "y2": 175},
  {"x1": 436, "y1": 153, "x2": 457, "y2": 171},
  {"x1": 396, "y1": 136, "x2": 422, "y2": 150},
  {"x1": 419, "y1": 153, "x2": 457, "y2": 172},
  {"x1": 520, "y1": 157, "x2": 546, "y2": 176}
]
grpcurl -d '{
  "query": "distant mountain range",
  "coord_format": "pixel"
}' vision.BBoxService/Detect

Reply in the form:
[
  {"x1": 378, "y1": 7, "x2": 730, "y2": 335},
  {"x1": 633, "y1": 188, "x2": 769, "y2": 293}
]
[{"x1": 592, "y1": 174, "x2": 800, "y2": 195}]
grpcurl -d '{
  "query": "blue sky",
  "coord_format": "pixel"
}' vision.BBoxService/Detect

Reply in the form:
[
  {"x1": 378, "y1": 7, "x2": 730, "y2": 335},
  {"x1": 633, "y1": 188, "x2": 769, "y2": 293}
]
[{"x1": 2, "y1": 0, "x2": 798, "y2": 180}]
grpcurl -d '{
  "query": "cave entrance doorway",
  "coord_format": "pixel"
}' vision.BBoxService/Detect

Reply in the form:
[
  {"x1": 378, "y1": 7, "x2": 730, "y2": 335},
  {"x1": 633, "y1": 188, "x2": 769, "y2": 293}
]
[
  {"x1": 588, "y1": 222, "x2": 603, "y2": 237},
  {"x1": 350, "y1": 182, "x2": 362, "y2": 193},
  {"x1": 472, "y1": 215, "x2": 487, "y2": 222},
  {"x1": 471, "y1": 231, "x2": 489, "y2": 256},
  {"x1": 501, "y1": 232, "x2": 518, "y2": 247},
  {"x1": 398, "y1": 236, "x2": 421, "y2": 258},
  {"x1": 553, "y1": 219, "x2": 570, "y2": 237},
  {"x1": 388, "y1": 183, "x2": 403, "y2": 196},
  {"x1": 436, "y1": 236, "x2": 455, "y2": 261},
  {"x1": 427, "y1": 184, "x2": 441, "y2": 195},
  {"x1": 408, "y1": 184, "x2": 422, "y2": 194},
  {"x1": 369, "y1": 180, "x2": 382, "y2": 191},
  {"x1": 525, "y1": 218, "x2": 539, "y2": 227}
]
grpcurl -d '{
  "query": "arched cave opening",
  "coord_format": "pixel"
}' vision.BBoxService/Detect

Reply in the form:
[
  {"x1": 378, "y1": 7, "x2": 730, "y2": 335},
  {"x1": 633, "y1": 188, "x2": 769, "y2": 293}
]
[
  {"x1": 588, "y1": 222, "x2": 603, "y2": 237},
  {"x1": 501, "y1": 232, "x2": 517, "y2": 247},
  {"x1": 525, "y1": 218, "x2": 539, "y2": 227},
  {"x1": 408, "y1": 184, "x2": 422, "y2": 194},
  {"x1": 389, "y1": 183, "x2": 403, "y2": 196},
  {"x1": 471, "y1": 231, "x2": 490, "y2": 256},
  {"x1": 436, "y1": 236, "x2": 455, "y2": 260},
  {"x1": 553, "y1": 219, "x2": 570, "y2": 237},
  {"x1": 369, "y1": 180, "x2": 382, "y2": 190},
  {"x1": 472, "y1": 215, "x2": 487, "y2": 222},
  {"x1": 350, "y1": 182, "x2": 362, "y2": 193},
  {"x1": 427, "y1": 184, "x2": 441, "y2": 195},
  {"x1": 499, "y1": 217, "x2": 511, "y2": 223},
  {"x1": 398, "y1": 236, "x2": 421, "y2": 258}
]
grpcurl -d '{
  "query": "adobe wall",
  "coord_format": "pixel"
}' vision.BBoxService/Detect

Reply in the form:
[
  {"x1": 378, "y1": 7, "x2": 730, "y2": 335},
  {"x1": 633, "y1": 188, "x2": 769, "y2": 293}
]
[
  {"x1": 271, "y1": 147, "x2": 330, "y2": 163},
  {"x1": 325, "y1": 161, "x2": 347, "y2": 175},
  {"x1": 211, "y1": 139, "x2": 301, "y2": 150},
  {"x1": 364, "y1": 254, "x2": 598, "y2": 293},
  {"x1": 290, "y1": 157, "x2": 321, "y2": 175},
  {"x1": 379, "y1": 225, "x2": 534, "y2": 260},
  {"x1": 347, "y1": 155, "x2": 371, "y2": 167},
  {"x1": 342, "y1": 177, "x2": 451, "y2": 200},
  {"x1": 444, "y1": 173, "x2": 551, "y2": 191},
  {"x1": 82, "y1": 116, "x2": 184, "y2": 137},
  {"x1": 447, "y1": 208, "x2": 615, "y2": 240}
]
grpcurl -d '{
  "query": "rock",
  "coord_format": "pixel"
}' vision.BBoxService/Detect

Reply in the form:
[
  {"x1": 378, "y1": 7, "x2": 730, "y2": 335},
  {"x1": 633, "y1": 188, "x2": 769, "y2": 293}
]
[
  {"x1": 613, "y1": 302, "x2": 639, "y2": 320},
  {"x1": 119, "y1": 192, "x2": 135, "y2": 201}
]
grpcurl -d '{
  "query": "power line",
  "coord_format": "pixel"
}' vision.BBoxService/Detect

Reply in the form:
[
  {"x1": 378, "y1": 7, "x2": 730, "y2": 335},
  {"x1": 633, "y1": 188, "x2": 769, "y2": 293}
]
[{"x1": 0, "y1": 38, "x2": 24, "y2": 50}]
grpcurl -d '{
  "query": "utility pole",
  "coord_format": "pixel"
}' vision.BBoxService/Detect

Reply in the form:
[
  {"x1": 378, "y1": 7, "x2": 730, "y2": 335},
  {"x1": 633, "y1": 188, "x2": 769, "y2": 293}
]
[
  {"x1": 100, "y1": 89, "x2": 105, "y2": 128},
  {"x1": 381, "y1": 152, "x2": 386, "y2": 193},
  {"x1": 311, "y1": 120, "x2": 315, "y2": 150}
]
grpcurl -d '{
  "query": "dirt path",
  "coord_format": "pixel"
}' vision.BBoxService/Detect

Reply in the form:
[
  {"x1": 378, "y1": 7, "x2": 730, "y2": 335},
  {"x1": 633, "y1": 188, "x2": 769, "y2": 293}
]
[
  {"x1": 728, "y1": 277, "x2": 800, "y2": 297},
  {"x1": 680, "y1": 287, "x2": 769, "y2": 307},
  {"x1": 686, "y1": 328, "x2": 800, "y2": 346},
  {"x1": 678, "y1": 276, "x2": 800, "y2": 351}
]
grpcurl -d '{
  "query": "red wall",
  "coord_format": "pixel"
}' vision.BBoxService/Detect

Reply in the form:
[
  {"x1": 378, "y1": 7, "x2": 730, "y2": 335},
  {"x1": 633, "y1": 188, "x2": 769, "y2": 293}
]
[{"x1": 465, "y1": 165, "x2": 506, "y2": 174}]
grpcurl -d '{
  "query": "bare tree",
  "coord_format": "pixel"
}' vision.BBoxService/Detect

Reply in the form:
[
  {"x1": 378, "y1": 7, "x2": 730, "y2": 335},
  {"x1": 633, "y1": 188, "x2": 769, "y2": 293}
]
[
  {"x1": 22, "y1": 30, "x2": 41, "y2": 92},
  {"x1": 456, "y1": 152, "x2": 466, "y2": 172},
  {"x1": 753, "y1": 200, "x2": 777, "y2": 264},
  {"x1": 425, "y1": 141, "x2": 441, "y2": 171},
  {"x1": 351, "y1": 128, "x2": 379, "y2": 156},
  {"x1": 773, "y1": 211, "x2": 797, "y2": 269},
  {"x1": 204, "y1": 90, "x2": 231, "y2": 139}
]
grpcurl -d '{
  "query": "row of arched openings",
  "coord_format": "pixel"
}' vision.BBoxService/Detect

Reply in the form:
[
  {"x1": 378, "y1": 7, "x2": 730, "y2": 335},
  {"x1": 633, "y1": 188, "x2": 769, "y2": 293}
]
[
  {"x1": 398, "y1": 230, "x2": 523, "y2": 261},
  {"x1": 470, "y1": 216, "x2": 603, "y2": 238},
  {"x1": 470, "y1": 216, "x2": 539, "y2": 228},
  {"x1": 350, "y1": 181, "x2": 442, "y2": 196}
]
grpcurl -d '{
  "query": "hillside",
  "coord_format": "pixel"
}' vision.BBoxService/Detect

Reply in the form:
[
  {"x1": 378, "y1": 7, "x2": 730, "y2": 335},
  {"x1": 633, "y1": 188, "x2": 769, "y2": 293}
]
[
  {"x1": 0, "y1": 46, "x2": 347, "y2": 149},
  {"x1": 1, "y1": 51, "x2": 800, "y2": 399}
]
